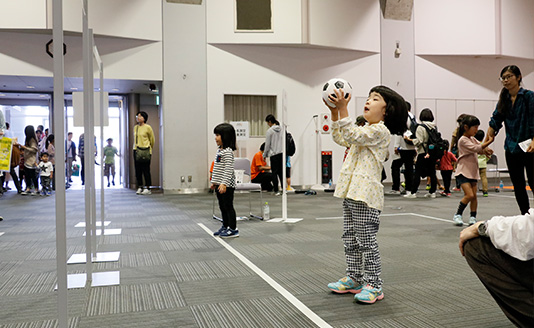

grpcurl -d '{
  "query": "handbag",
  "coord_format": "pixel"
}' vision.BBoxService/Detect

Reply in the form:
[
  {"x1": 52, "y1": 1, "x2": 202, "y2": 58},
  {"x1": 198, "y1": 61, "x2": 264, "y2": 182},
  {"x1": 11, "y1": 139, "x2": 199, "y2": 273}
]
[{"x1": 135, "y1": 126, "x2": 151, "y2": 163}]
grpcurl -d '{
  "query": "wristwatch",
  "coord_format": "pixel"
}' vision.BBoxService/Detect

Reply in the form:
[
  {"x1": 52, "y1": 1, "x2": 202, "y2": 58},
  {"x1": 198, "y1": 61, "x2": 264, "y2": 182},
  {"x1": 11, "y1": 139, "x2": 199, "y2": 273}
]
[{"x1": 477, "y1": 221, "x2": 488, "y2": 237}]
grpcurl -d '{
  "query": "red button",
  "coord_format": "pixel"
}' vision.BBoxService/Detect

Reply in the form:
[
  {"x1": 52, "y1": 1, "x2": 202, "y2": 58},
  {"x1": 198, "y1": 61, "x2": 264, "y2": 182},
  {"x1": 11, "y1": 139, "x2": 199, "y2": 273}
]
[{"x1": 323, "y1": 125, "x2": 329, "y2": 132}]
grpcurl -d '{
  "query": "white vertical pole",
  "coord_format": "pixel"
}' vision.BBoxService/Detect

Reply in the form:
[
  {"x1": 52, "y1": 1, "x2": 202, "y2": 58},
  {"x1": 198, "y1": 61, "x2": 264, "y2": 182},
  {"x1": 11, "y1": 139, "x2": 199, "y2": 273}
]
[
  {"x1": 52, "y1": 0, "x2": 68, "y2": 326},
  {"x1": 100, "y1": 67, "x2": 105, "y2": 235},
  {"x1": 281, "y1": 90, "x2": 287, "y2": 219},
  {"x1": 82, "y1": 0, "x2": 93, "y2": 281},
  {"x1": 88, "y1": 29, "x2": 97, "y2": 260}
]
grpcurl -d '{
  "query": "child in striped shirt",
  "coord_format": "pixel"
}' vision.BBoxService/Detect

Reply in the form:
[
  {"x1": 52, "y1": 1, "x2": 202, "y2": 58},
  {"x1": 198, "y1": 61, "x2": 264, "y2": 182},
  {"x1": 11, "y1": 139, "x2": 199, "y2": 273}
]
[{"x1": 211, "y1": 123, "x2": 238, "y2": 238}]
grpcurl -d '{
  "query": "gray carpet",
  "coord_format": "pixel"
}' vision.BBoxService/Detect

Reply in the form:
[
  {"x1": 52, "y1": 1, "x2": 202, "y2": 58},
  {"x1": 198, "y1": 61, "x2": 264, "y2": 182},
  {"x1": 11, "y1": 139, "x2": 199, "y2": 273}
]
[{"x1": 0, "y1": 185, "x2": 521, "y2": 327}]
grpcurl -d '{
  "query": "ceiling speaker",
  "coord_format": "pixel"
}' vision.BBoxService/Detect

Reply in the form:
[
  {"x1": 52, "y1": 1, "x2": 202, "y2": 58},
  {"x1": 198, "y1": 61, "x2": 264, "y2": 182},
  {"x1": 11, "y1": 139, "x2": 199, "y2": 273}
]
[{"x1": 380, "y1": 0, "x2": 413, "y2": 21}]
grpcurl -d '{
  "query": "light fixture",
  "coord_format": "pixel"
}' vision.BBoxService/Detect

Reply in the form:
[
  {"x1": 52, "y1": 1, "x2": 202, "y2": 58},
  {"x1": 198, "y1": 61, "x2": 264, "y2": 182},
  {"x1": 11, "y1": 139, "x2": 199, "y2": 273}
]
[
  {"x1": 394, "y1": 41, "x2": 401, "y2": 58},
  {"x1": 70, "y1": 87, "x2": 78, "y2": 90},
  {"x1": 26, "y1": 85, "x2": 35, "y2": 89},
  {"x1": 111, "y1": 88, "x2": 119, "y2": 92}
]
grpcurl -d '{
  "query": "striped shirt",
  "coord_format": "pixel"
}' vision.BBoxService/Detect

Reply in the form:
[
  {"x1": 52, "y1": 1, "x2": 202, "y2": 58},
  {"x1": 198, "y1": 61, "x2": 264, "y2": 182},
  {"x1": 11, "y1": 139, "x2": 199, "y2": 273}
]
[{"x1": 211, "y1": 147, "x2": 236, "y2": 188}]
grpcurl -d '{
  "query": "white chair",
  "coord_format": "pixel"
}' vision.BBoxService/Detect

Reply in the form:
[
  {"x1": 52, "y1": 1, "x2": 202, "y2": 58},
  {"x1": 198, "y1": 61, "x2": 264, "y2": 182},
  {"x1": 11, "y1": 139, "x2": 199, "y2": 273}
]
[
  {"x1": 213, "y1": 157, "x2": 263, "y2": 221},
  {"x1": 486, "y1": 154, "x2": 508, "y2": 191}
]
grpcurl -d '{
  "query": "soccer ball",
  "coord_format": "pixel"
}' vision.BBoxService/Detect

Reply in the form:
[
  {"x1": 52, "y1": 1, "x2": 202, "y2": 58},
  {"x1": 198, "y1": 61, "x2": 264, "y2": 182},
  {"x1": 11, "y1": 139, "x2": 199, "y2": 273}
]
[{"x1": 322, "y1": 78, "x2": 352, "y2": 108}]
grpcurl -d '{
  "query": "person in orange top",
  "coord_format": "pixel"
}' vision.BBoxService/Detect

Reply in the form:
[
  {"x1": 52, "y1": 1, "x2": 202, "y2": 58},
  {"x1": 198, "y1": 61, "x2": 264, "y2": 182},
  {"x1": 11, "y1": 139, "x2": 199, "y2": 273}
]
[{"x1": 251, "y1": 143, "x2": 273, "y2": 191}]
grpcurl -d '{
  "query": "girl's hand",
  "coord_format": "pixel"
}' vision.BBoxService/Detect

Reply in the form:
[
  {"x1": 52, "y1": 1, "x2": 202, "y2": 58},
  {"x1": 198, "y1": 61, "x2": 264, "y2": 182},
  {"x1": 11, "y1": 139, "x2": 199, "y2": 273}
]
[
  {"x1": 218, "y1": 184, "x2": 227, "y2": 194},
  {"x1": 424, "y1": 153, "x2": 430, "y2": 159},
  {"x1": 527, "y1": 139, "x2": 534, "y2": 153},
  {"x1": 328, "y1": 89, "x2": 351, "y2": 111},
  {"x1": 484, "y1": 148, "x2": 494, "y2": 156}
]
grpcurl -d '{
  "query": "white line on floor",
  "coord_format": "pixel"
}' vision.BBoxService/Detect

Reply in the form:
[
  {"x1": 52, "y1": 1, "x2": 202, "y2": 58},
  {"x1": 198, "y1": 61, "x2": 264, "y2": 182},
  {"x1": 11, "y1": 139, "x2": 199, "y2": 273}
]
[
  {"x1": 317, "y1": 213, "x2": 463, "y2": 225},
  {"x1": 197, "y1": 223, "x2": 332, "y2": 328},
  {"x1": 315, "y1": 216, "x2": 342, "y2": 220},
  {"x1": 0, "y1": 232, "x2": 5, "y2": 237}
]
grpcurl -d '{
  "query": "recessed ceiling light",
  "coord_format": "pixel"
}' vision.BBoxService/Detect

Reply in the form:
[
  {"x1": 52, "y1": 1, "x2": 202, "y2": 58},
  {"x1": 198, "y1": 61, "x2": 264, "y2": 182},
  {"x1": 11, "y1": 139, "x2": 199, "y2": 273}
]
[
  {"x1": 111, "y1": 88, "x2": 119, "y2": 91},
  {"x1": 26, "y1": 85, "x2": 35, "y2": 89},
  {"x1": 39, "y1": 95, "x2": 47, "y2": 98},
  {"x1": 70, "y1": 87, "x2": 78, "y2": 90},
  {"x1": 0, "y1": 94, "x2": 5, "y2": 97}
]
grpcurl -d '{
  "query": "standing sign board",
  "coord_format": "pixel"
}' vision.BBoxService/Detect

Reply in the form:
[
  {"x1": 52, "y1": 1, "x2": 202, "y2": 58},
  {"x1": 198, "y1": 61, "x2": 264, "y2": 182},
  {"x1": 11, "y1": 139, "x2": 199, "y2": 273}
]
[{"x1": 0, "y1": 137, "x2": 13, "y2": 172}]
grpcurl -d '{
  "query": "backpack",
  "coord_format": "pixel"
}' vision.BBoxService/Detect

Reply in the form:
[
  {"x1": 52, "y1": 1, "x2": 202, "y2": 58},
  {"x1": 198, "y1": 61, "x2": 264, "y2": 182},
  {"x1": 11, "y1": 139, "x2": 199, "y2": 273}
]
[
  {"x1": 409, "y1": 114, "x2": 418, "y2": 137},
  {"x1": 422, "y1": 125, "x2": 447, "y2": 161},
  {"x1": 286, "y1": 132, "x2": 296, "y2": 156}
]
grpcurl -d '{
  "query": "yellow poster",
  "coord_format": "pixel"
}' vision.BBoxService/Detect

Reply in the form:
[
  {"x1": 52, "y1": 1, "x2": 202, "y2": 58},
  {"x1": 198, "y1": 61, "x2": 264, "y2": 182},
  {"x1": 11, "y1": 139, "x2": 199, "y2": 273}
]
[{"x1": 0, "y1": 137, "x2": 13, "y2": 172}]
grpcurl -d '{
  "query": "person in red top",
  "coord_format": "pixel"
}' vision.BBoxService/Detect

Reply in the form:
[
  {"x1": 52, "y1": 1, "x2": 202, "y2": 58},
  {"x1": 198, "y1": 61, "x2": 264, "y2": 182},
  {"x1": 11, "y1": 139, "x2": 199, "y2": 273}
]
[
  {"x1": 438, "y1": 139, "x2": 457, "y2": 197},
  {"x1": 251, "y1": 143, "x2": 273, "y2": 191}
]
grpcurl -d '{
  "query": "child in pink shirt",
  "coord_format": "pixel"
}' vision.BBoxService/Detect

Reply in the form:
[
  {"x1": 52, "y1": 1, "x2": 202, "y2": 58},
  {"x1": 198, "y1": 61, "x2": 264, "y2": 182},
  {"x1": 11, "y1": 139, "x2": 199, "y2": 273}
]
[
  {"x1": 453, "y1": 115, "x2": 493, "y2": 226},
  {"x1": 438, "y1": 139, "x2": 457, "y2": 197}
]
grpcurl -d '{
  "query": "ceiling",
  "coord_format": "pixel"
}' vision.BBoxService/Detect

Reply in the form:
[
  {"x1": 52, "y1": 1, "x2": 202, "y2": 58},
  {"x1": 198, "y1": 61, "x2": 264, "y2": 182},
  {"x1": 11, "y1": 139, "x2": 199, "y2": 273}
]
[{"x1": 0, "y1": 75, "x2": 160, "y2": 100}]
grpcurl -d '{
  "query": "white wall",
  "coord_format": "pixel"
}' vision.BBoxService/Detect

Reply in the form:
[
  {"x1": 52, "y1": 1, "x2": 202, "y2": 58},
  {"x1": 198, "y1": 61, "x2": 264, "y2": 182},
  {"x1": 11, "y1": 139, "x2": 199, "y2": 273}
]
[
  {"x1": 0, "y1": 1, "x2": 163, "y2": 81},
  {"x1": 414, "y1": 0, "x2": 497, "y2": 55},
  {"x1": 501, "y1": 0, "x2": 534, "y2": 59},
  {"x1": 308, "y1": 0, "x2": 380, "y2": 52},
  {"x1": 55, "y1": 0, "x2": 162, "y2": 41},
  {"x1": 0, "y1": 0, "x2": 46, "y2": 29}
]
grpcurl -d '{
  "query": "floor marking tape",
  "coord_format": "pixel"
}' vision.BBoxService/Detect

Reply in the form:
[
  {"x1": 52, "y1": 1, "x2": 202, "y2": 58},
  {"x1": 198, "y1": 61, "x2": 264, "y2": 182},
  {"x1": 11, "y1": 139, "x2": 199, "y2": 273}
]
[{"x1": 197, "y1": 223, "x2": 332, "y2": 328}]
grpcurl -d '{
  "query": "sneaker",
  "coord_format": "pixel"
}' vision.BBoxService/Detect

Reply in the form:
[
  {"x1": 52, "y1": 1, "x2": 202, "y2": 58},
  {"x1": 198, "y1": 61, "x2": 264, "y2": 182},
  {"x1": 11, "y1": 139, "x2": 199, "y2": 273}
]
[
  {"x1": 483, "y1": 192, "x2": 488, "y2": 197},
  {"x1": 112, "y1": 181, "x2": 115, "y2": 186},
  {"x1": 107, "y1": 182, "x2": 110, "y2": 187},
  {"x1": 452, "y1": 187, "x2": 461, "y2": 192},
  {"x1": 468, "y1": 217, "x2": 477, "y2": 225},
  {"x1": 354, "y1": 285, "x2": 384, "y2": 304},
  {"x1": 425, "y1": 184, "x2": 431, "y2": 190},
  {"x1": 439, "y1": 191, "x2": 449, "y2": 197},
  {"x1": 141, "y1": 188, "x2": 152, "y2": 195},
  {"x1": 136, "y1": 188, "x2": 143, "y2": 195},
  {"x1": 213, "y1": 226, "x2": 227, "y2": 236},
  {"x1": 287, "y1": 186, "x2": 295, "y2": 192},
  {"x1": 403, "y1": 193, "x2": 416, "y2": 199},
  {"x1": 220, "y1": 228, "x2": 239, "y2": 238},
  {"x1": 21, "y1": 190, "x2": 29, "y2": 195},
  {"x1": 424, "y1": 192, "x2": 436, "y2": 198},
  {"x1": 453, "y1": 214, "x2": 463, "y2": 226},
  {"x1": 401, "y1": 182, "x2": 406, "y2": 189},
  {"x1": 387, "y1": 190, "x2": 401, "y2": 195},
  {"x1": 30, "y1": 191, "x2": 38, "y2": 196},
  {"x1": 274, "y1": 191, "x2": 282, "y2": 196},
  {"x1": 327, "y1": 277, "x2": 363, "y2": 294}
]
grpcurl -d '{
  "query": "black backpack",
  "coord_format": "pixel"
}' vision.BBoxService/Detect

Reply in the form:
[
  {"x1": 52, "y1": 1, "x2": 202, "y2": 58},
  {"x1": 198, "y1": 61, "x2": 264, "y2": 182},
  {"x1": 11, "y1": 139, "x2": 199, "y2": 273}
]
[
  {"x1": 286, "y1": 132, "x2": 296, "y2": 156},
  {"x1": 422, "y1": 125, "x2": 447, "y2": 161},
  {"x1": 409, "y1": 114, "x2": 418, "y2": 137}
]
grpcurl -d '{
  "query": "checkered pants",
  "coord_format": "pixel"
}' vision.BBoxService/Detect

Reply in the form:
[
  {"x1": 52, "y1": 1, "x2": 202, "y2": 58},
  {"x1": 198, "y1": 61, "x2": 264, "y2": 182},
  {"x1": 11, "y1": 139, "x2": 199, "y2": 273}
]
[{"x1": 342, "y1": 199, "x2": 382, "y2": 288}]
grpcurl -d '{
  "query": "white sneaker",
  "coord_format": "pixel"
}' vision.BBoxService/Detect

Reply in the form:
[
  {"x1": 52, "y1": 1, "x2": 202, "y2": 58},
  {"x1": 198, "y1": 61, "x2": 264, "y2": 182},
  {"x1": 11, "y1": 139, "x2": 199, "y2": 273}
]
[
  {"x1": 141, "y1": 188, "x2": 151, "y2": 195},
  {"x1": 136, "y1": 188, "x2": 143, "y2": 195},
  {"x1": 287, "y1": 186, "x2": 295, "y2": 192},
  {"x1": 387, "y1": 190, "x2": 401, "y2": 195},
  {"x1": 468, "y1": 217, "x2": 477, "y2": 225},
  {"x1": 403, "y1": 193, "x2": 416, "y2": 199},
  {"x1": 424, "y1": 192, "x2": 436, "y2": 198},
  {"x1": 453, "y1": 214, "x2": 463, "y2": 226}
]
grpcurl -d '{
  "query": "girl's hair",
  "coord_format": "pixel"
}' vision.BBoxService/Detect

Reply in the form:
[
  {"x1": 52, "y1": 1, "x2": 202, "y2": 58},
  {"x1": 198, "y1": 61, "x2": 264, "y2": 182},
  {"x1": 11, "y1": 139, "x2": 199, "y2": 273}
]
[
  {"x1": 474, "y1": 129, "x2": 485, "y2": 142},
  {"x1": 458, "y1": 115, "x2": 481, "y2": 137},
  {"x1": 497, "y1": 65, "x2": 522, "y2": 116},
  {"x1": 214, "y1": 123, "x2": 236, "y2": 150},
  {"x1": 442, "y1": 139, "x2": 450, "y2": 151},
  {"x1": 46, "y1": 134, "x2": 55, "y2": 149},
  {"x1": 24, "y1": 125, "x2": 37, "y2": 147},
  {"x1": 369, "y1": 85, "x2": 408, "y2": 135},
  {"x1": 265, "y1": 114, "x2": 279, "y2": 125},
  {"x1": 419, "y1": 108, "x2": 434, "y2": 122},
  {"x1": 456, "y1": 113, "x2": 468, "y2": 124},
  {"x1": 136, "y1": 111, "x2": 148, "y2": 123}
]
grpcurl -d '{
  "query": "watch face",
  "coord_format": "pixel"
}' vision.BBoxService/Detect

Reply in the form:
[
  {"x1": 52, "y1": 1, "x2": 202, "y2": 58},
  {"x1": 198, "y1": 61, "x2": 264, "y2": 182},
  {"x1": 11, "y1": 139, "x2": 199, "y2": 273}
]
[{"x1": 478, "y1": 222, "x2": 487, "y2": 236}]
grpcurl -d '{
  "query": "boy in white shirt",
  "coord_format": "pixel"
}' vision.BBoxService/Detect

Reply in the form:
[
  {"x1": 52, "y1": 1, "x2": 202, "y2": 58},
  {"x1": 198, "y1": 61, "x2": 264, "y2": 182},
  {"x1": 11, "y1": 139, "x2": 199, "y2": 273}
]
[{"x1": 38, "y1": 152, "x2": 53, "y2": 196}]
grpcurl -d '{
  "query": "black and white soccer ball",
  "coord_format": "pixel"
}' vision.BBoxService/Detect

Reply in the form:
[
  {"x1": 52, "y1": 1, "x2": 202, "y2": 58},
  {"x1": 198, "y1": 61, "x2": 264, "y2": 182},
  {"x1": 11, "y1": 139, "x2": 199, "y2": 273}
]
[{"x1": 322, "y1": 78, "x2": 353, "y2": 108}]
